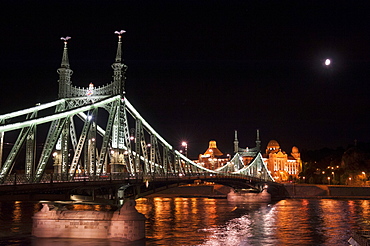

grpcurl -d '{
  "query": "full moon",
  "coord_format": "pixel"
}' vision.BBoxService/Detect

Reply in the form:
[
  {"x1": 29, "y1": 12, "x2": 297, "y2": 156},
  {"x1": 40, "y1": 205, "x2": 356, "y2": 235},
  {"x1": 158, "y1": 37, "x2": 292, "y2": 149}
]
[{"x1": 325, "y1": 59, "x2": 331, "y2": 66}]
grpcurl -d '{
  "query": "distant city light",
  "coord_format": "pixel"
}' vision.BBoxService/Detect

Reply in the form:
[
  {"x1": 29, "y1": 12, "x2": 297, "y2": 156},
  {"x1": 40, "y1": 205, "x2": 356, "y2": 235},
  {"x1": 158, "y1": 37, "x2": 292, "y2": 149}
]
[{"x1": 325, "y1": 59, "x2": 331, "y2": 66}]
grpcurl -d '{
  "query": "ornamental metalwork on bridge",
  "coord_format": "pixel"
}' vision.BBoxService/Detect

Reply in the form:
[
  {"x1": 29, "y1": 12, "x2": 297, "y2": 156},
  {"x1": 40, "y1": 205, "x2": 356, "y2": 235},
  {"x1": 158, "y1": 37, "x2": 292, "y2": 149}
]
[{"x1": 0, "y1": 31, "x2": 274, "y2": 189}]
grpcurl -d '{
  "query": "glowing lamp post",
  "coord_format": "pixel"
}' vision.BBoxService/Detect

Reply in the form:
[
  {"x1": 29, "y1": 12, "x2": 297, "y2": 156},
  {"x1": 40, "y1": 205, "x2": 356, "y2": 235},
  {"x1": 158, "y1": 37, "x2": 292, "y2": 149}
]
[
  {"x1": 362, "y1": 172, "x2": 366, "y2": 185},
  {"x1": 182, "y1": 141, "x2": 188, "y2": 157}
]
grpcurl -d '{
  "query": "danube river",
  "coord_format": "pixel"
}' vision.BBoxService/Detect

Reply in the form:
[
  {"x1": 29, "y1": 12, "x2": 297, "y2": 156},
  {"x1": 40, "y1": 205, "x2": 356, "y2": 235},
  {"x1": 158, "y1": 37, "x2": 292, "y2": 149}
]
[{"x1": 0, "y1": 198, "x2": 369, "y2": 245}]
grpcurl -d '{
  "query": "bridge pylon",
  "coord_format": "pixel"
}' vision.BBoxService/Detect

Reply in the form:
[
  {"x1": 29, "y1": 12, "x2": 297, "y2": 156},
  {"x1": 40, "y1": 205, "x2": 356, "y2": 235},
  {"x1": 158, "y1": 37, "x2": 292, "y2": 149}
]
[{"x1": 0, "y1": 31, "x2": 215, "y2": 185}]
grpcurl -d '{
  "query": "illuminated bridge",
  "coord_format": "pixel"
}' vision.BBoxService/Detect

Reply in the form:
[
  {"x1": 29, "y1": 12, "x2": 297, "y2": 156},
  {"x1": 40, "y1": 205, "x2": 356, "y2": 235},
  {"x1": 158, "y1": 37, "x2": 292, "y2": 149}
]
[{"x1": 0, "y1": 32, "x2": 276, "y2": 205}]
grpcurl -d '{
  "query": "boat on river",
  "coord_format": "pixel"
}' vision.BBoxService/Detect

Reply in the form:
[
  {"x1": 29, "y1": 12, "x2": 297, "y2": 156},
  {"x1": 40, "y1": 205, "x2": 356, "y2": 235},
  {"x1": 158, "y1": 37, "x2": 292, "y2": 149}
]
[{"x1": 227, "y1": 188, "x2": 271, "y2": 203}]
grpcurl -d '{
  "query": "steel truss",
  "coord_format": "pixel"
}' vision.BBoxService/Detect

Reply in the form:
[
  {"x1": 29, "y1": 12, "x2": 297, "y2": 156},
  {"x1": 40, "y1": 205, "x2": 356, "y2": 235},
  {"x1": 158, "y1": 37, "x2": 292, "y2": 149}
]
[
  {"x1": 216, "y1": 153, "x2": 274, "y2": 181},
  {"x1": 0, "y1": 33, "x2": 273, "y2": 185},
  {"x1": 0, "y1": 95, "x2": 214, "y2": 183}
]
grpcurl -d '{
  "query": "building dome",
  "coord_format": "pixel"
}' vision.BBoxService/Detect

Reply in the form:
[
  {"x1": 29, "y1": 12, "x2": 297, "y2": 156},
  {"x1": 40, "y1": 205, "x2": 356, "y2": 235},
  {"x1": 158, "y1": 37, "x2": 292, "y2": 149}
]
[
  {"x1": 267, "y1": 140, "x2": 280, "y2": 149},
  {"x1": 203, "y1": 140, "x2": 223, "y2": 157},
  {"x1": 266, "y1": 140, "x2": 280, "y2": 154},
  {"x1": 292, "y1": 146, "x2": 299, "y2": 153},
  {"x1": 291, "y1": 146, "x2": 300, "y2": 159}
]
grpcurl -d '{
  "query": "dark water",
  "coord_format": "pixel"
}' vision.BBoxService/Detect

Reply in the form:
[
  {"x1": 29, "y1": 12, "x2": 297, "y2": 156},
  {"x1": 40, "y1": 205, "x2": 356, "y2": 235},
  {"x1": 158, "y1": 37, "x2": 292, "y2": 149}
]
[{"x1": 0, "y1": 198, "x2": 369, "y2": 245}]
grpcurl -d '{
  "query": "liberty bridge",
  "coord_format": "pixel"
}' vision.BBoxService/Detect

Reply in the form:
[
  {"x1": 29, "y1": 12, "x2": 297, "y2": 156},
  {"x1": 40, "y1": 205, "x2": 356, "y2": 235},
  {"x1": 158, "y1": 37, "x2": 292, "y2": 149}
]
[{"x1": 0, "y1": 31, "x2": 277, "y2": 205}]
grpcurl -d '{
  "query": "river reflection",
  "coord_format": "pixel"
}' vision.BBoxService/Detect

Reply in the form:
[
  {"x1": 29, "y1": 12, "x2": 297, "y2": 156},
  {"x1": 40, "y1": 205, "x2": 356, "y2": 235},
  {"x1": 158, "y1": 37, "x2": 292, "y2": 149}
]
[
  {"x1": 199, "y1": 199, "x2": 370, "y2": 246},
  {"x1": 0, "y1": 198, "x2": 370, "y2": 245},
  {"x1": 135, "y1": 198, "x2": 370, "y2": 245}
]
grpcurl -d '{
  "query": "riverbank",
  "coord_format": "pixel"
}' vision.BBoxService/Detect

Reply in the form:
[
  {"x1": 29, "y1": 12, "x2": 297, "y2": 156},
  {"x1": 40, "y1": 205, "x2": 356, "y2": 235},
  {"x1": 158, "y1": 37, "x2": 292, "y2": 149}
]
[
  {"x1": 146, "y1": 184, "x2": 231, "y2": 198},
  {"x1": 148, "y1": 183, "x2": 370, "y2": 200},
  {"x1": 283, "y1": 183, "x2": 370, "y2": 199}
]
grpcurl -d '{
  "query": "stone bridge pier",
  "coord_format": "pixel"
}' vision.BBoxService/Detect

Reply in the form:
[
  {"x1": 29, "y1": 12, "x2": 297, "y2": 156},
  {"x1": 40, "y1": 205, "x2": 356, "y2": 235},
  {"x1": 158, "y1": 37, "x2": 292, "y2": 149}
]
[{"x1": 32, "y1": 199, "x2": 146, "y2": 242}]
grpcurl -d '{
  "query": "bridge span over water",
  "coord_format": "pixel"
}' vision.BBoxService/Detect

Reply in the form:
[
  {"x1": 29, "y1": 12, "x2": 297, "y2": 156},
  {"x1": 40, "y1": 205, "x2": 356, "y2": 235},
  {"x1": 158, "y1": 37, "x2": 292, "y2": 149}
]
[
  {"x1": 0, "y1": 172, "x2": 277, "y2": 204},
  {"x1": 0, "y1": 32, "x2": 276, "y2": 205}
]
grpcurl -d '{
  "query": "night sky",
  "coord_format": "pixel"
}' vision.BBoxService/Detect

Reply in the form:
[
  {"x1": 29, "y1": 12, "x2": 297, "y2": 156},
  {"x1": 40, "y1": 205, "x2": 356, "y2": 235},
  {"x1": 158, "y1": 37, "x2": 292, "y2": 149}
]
[{"x1": 0, "y1": 1, "x2": 369, "y2": 158}]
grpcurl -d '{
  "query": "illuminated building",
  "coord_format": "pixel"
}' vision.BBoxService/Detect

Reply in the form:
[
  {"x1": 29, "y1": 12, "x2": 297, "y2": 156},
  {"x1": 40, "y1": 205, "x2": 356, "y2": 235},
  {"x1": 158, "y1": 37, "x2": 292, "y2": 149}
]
[
  {"x1": 263, "y1": 140, "x2": 302, "y2": 181},
  {"x1": 234, "y1": 131, "x2": 301, "y2": 181},
  {"x1": 196, "y1": 131, "x2": 301, "y2": 180},
  {"x1": 195, "y1": 141, "x2": 229, "y2": 170},
  {"x1": 195, "y1": 131, "x2": 261, "y2": 170}
]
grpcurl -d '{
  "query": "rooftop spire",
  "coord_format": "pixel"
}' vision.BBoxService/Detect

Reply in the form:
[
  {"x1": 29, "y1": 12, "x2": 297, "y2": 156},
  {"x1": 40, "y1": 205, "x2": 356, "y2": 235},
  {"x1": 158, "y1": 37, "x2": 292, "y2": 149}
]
[
  {"x1": 112, "y1": 30, "x2": 127, "y2": 96},
  {"x1": 114, "y1": 30, "x2": 125, "y2": 63},
  {"x1": 60, "y1": 36, "x2": 71, "y2": 68},
  {"x1": 58, "y1": 36, "x2": 73, "y2": 98},
  {"x1": 234, "y1": 130, "x2": 239, "y2": 153},
  {"x1": 256, "y1": 129, "x2": 261, "y2": 151}
]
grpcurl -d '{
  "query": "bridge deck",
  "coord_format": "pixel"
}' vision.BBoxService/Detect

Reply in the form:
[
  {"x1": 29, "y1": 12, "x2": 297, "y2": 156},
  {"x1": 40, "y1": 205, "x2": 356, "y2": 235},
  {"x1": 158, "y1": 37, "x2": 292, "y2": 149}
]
[{"x1": 0, "y1": 173, "x2": 273, "y2": 203}]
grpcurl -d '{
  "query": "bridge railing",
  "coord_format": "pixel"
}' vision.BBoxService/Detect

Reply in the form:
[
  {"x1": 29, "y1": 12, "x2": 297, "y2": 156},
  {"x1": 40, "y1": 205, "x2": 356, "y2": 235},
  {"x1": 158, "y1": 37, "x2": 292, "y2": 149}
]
[{"x1": 0, "y1": 172, "x2": 267, "y2": 186}]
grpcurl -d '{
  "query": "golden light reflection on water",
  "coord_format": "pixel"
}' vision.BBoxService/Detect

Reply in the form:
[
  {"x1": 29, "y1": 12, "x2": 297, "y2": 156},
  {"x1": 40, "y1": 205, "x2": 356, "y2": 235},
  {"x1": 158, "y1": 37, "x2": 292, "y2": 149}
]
[
  {"x1": 199, "y1": 199, "x2": 370, "y2": 246},
  {"x1": 319, "y1": 200, "x2": 355, "y2": 244},
  {"x1": 11, "y1": 201, "x2": 22, "y2": 233},
  {"x1": 67, "y1": 204, "x2": 113, "y2": 211},
  {"x1": 0, "y1": 198, "x2": 370, "y2": 245},
  {"x1": 136, "y1": 197, "x2": 229, "y2": 245},
  {"x1": 12, "y1": 201, "x2": 22, "y2": 222},
  {"x1": 354, "y1": 200, "x2": 370, "y2": 228},
  {"x1": 359, "y1": 200, "x2": 370, "y2": 218},
  {"x1": 274, "y1": 199, "x2": 339, "y2": 245},
  {"x1": 260, "y1": 199, "x2": 369, "y2": 246}
]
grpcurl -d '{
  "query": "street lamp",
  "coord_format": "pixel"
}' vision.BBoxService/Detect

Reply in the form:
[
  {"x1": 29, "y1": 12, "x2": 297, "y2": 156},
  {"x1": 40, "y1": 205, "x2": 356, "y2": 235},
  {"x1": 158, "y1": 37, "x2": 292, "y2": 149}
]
[
  {"x1": 327, "y1": 176, "x2": 331, "y2": 185},
  {"x1": 182, "y1": 141, "x2": 188, "y2": 157}
]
